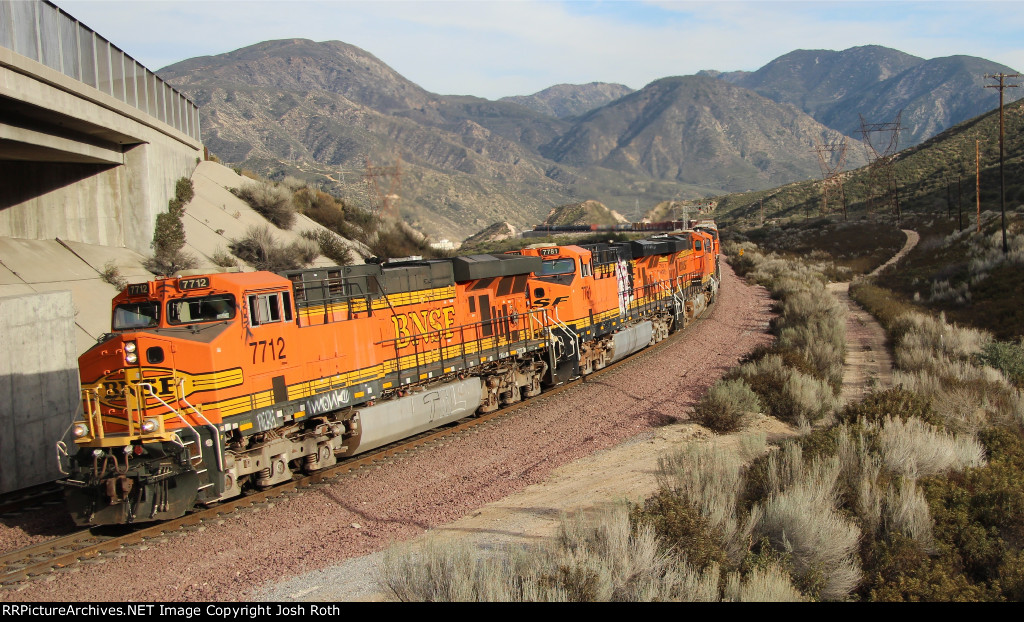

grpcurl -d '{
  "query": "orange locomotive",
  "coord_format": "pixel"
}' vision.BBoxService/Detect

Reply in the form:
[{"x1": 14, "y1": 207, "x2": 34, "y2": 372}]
[{"x1": 61, "y1": 225, "x2": 719, "y2": 526}]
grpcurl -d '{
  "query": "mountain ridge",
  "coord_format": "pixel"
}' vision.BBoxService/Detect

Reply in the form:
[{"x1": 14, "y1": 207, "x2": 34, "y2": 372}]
[{"x1": 158, "y1": 39, "x2": 1020, "y2": 240}]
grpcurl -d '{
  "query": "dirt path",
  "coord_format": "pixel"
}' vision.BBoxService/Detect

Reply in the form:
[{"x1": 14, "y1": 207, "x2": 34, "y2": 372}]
[{"x1": 827, "y1": 229, "x2": 918, "y2": 405}]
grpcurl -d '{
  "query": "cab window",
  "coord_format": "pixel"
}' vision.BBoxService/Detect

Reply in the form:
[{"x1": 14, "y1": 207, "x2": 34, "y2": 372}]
[
  {"x1": 247, "y1": 292, "x2": 293, "y2": 326},
  {"x1": 167, "y1": 294, "x2": 236, "y2": 325},
  {"x1": 538, "y1": 258, "x2": 576, "y2": 276},
  {"x1": 113, "y1": 302, "x2": 159, "y2": 330}
]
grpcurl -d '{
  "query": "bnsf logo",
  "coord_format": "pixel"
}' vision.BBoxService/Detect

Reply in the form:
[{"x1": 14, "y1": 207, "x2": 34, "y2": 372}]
[
  {"x1": 96, "y1": 375, "x2": 178, "y2": 404},
  {"x1": 391, "y1": 306, "x2": 456, "y2": 349}
]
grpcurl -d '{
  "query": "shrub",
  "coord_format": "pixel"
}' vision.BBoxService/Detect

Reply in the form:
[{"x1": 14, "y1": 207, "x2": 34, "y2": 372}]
[
  {"x1": 692, "y1": 379, "x2": 762, "y2": 433},
  {"x1": 211, "y1": 249, "x2": 239, "y2": 268},
  {"x1": 733, "y1": 355, "x2": 838, "y2": 425},
  {"x1": 146, "y1": 176, "x2": 198, "y2": 276},
  {"x1": 228, "y1": 225, "x2": 318, "y2": 272},
  {"x1": 874, "y1": 416, "x2": 986, "y2": 478},
  {"x1": 979, "y1": 340, "x2": 1024, "y2": 388},
  {"x1": 752, "y1": 455, "x2": 862, "y2": 600},
  {"x1": 381, "y1": 505, "x2": 722, "y2": 601},
  {"x1": 100, "y1": 261, "x2": 127, "y2": 290},
  {"x1": 837, "y1": 386, "x2": 942, "y2": 427},
  {"x1": 723, "y1": 564, "x2": 804, "y2": 602},
  {"x1": 884, "y1": 477, "x2": 936, "y2": 552},
  {"x1": 232, "y1": 179, "x2": 296, "y2": 229},
  {"x1": 301, "y1": 229, "x2": 351, "y2": 266},
  {"x1": 370, "y1": 222, "x2": 433, "y2": 260},
  {"x1": 654, "y1": 444, "x2": 756, "y2": 565}
]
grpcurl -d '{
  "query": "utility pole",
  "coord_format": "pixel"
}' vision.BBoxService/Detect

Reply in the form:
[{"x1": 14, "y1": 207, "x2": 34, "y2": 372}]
[
  {"x1": 976, "y1": 140, "x2": 981, "y2": 234},
  {"x1": 958, "y1": 170, "x2": 964, "y2": 232},
  {"x1": 985, "y1": 72, "x2": 1021, "y2": 254}
]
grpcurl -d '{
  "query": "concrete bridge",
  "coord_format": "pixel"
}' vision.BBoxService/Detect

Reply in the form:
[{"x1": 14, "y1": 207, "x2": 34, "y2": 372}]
[
  {"x1": 1, "y1": 0, "x2": 202, "y2": 255},
  {"x1": 0, "y1": 0, "x2": 203, "y2": 494}
]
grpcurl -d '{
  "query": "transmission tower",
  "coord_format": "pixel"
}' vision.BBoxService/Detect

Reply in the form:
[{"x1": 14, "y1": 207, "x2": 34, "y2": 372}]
[
  {"x1": 859, "y1": 111, "x2": 903, "y2": 220},
  {"x1": 813, "y1": 136, "x2": 849, "y2": 220},
  {"x1": 363, "y1": 155, "x2": 402, "y2": 220}
]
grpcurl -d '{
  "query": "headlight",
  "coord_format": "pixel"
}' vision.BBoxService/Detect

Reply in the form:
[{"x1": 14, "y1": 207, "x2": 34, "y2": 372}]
[
  {"x1": 124, "y1": 341, "x2": 137, "y2": 353},
  {"x1": 141, "y1": 417, "x2": 160, "y2": 434},
  {"x1": 71, "y1": 423, "x2": 90, "y2": 438},
  {"x1": 125, "y1": 352, "x2": 138, "y2": 364}
]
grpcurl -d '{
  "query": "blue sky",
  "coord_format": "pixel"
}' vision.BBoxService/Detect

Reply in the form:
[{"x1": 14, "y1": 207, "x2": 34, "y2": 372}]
[{"x1": 56, "y1": 0, "x2": 1024, "y2": 99}]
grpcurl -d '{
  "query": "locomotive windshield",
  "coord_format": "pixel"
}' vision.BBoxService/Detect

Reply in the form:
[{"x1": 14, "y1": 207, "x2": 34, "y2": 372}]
[
  {"x1": 113, "y1": 302, "x2": 159, "y2": 330},
  {"x1": 167, "y1": 294, "x2": 237, "y2": 325},
  {"x1": 537, "y1": 258, "x2": 576, "y2": 276}
]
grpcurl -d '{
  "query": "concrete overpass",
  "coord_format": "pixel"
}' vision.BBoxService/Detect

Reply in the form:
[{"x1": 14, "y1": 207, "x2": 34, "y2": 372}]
[
  {"x1": 0, "y1": 0, "x2": 203, "y2": 494},
  {"x1": 0, "y1": 0, "x2": 202, "y2": 255}
]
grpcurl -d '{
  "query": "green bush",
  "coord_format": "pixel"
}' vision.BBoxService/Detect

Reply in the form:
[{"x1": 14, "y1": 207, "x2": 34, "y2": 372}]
[
  {"x1": 693, "y1": 379, "x2": 762, "y2": 433},
  {"x1": 979, "y1": 340, "x2": 1024, "y2": 388},
  {"x1": 837, "y1": 386, "x2": 943, "y2": 428},
  {"x1": 146, "y1": 176, "x2": 197, "y2": 276},
  {"x1": 629, "y1": 490, "x2": 728, "y2": 571}
]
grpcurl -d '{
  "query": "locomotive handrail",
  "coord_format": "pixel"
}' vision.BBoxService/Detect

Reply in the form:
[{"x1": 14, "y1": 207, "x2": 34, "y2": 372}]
[
  {"x1": 546, "y1": 307, "x2": 580, "y2": 362},
  {"x1": 174, "y1": 379, "x2": 225, "y2": 474},
  {"x1": 136, "y1": 383, "x2": 204, "y2": 466},
  {"x1": 81, "y1": 388, "x2": 105, "y2": 441}
]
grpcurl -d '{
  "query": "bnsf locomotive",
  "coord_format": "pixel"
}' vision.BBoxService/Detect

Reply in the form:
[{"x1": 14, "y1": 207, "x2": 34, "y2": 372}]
[{"x1": 60, "y1": 225, "x2": 720, "y2": 526}]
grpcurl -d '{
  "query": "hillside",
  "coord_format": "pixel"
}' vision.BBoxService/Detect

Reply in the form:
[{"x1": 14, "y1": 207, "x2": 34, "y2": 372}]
[
  {"x1": 542, "y1": 200, "x2": 628, "y2": 227},
  {"x1": 712, "y1": 98, "x2": 1024, "y2": 226}
]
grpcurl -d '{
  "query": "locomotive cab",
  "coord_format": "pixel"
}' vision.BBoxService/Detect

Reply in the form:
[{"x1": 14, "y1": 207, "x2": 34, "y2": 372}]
[{"x1": 64, "y1": 272, "x2": 298, "y2": 525}]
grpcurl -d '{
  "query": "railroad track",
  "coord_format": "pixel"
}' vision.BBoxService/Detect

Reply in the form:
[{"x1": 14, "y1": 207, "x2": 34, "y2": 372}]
[
  {"x1": 1, "y1": 302, "x2": 714, "y2": 587},
  {"x1": 0, "y1": 483, "x2": 63, "y2": 517}
]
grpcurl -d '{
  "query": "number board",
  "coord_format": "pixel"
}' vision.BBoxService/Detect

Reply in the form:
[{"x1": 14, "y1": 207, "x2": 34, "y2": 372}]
[
  {"x1": 178, "y1": 277, "x2": 210, "y2": 291},
  {"x1": 126, "y1": 284, "x2": 149, "y2": 296},
  {"x1": 539, "y1": 248, "x2": 559, "y2": 256}
]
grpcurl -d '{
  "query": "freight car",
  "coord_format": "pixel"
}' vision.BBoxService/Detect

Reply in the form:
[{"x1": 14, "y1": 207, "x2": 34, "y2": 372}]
[{"x1": 59, "y1": 225, "x2": 719, "y2": 526}]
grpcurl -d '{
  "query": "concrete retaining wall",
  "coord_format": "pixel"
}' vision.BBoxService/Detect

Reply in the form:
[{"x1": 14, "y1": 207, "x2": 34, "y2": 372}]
[{"x1": 0, "y1": 290, "x2": 79, "y2": 494}]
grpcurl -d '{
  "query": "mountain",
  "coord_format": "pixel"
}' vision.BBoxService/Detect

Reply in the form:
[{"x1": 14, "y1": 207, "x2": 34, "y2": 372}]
[
  {"x1": 161, "y1": 39, "x2": 571, "y2": 238},
  {"x1": 726, "y1": 46, "x2": 1022, "y2": 149},
  {"x1": 540, "y1": 75, "x2": 867, "y2": 192},
  {"x1": 499, "y1": 83, "x2": 635, "y2": 119},
  {"x1": 158, "y1": 40, "x2": 1017, "y2": 241}
]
